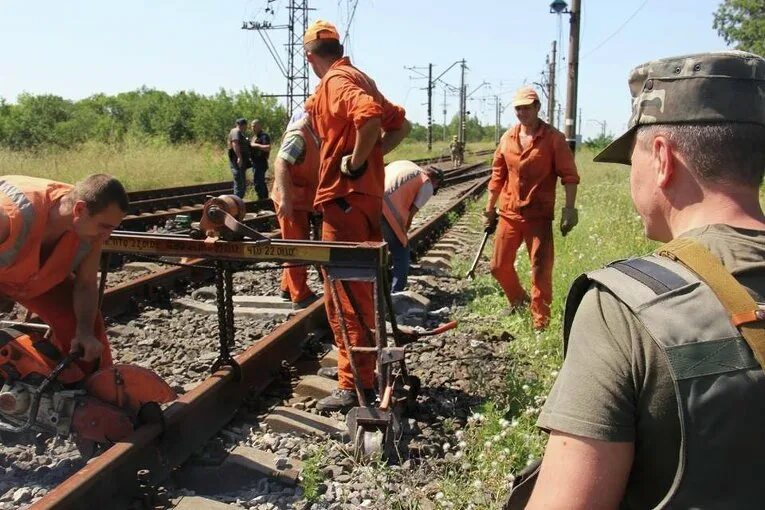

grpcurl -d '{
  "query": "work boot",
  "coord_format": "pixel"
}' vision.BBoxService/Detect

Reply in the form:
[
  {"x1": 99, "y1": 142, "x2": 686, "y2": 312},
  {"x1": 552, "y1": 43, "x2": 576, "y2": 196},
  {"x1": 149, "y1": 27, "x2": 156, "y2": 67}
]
[
  {"x1": 316, "y1": 366, "x2": 338, "y2": 380},
  {"x1": 316, "y1": 388, "x2": 377, "y2": 412},
  {"x1": 295, "y1": 293, "x2": 320, "y2": 309},
  {"x1": 279, "y1": 290, "x2": 291, "y2": 301}
]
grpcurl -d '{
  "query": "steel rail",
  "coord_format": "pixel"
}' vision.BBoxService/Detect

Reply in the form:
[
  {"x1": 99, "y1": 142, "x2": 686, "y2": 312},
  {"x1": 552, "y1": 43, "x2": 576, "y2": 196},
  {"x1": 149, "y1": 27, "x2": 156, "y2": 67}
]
[{"x1": 122, "y1": 150, "x2": 494, "y2": 218}]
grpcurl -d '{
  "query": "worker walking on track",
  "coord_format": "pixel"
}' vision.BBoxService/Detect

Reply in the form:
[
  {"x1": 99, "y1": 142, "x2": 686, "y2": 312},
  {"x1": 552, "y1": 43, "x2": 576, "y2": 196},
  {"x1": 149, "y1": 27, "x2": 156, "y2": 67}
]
[
  {"x1": 272, "y1": 108, "x2": 321, "y2": 309},
  {"x1": 527, "y1": 51, "x2": 765, "y2": 510},
  {"x1": 303, "y1": 19, "x2": 411, "y2": 412},
  {"x1": 382, "y1": 161, "x2": 444, "y2": 292},
  {"x1": 484, "y1": 86, "x2": 579, "y2": 330},
  {"x1": 0, "y1": 174, "x2": 128, "y2": 372}
]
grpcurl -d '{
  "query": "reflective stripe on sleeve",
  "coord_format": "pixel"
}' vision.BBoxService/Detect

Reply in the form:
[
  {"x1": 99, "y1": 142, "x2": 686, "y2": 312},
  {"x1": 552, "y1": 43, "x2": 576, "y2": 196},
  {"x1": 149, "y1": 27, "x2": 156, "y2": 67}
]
[{"x1": 0, "y1": 180, "x2": 34, "y2": 267}]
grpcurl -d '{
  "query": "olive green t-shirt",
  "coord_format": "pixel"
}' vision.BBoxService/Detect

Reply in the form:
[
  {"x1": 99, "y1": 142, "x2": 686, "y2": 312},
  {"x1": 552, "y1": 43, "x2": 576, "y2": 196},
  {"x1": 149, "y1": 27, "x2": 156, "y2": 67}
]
[{"x1": 537, "y1": 224, "x2": 765, "y2": 509}]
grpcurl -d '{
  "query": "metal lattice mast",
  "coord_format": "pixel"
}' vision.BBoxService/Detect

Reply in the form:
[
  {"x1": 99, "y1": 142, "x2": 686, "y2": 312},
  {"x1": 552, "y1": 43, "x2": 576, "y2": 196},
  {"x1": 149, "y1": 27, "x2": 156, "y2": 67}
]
[
  {"x1": 286, "y1": 0, "x2": 309, "y2": 116},
  {"x1": 242, "y1": 0, "x2": 311, "y2": 117}
]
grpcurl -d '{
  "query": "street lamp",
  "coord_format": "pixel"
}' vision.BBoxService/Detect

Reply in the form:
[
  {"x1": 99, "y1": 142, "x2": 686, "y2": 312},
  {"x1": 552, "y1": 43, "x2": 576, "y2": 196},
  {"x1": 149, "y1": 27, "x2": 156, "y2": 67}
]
[
  {"x1": 549, "y1": 0, "x2": 580, "y2": 151},
  {"x1": 549, "y1": 0, "x2": 569, "y2": 14}
]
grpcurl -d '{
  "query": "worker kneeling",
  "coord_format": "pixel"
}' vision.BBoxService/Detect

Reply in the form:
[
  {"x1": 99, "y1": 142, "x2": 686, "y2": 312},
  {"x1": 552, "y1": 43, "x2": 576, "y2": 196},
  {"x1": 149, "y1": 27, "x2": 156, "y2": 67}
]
[
  {"x1": 0, "y1": 174, "x2": 128, "y2": 373},
  {"x1": 382, "y1": 161, "x2": 444, "y2": 292},
  {"x1": 272, "y1": 108, "x2": 321, "y2": 308}
]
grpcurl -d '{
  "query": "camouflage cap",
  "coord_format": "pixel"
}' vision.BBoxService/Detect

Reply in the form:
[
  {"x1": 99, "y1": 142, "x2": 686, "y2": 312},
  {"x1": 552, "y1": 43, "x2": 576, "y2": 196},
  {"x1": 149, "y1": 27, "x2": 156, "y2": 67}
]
[{"x1": 595, "y1": 51, "x2": 765, "y2": 165}]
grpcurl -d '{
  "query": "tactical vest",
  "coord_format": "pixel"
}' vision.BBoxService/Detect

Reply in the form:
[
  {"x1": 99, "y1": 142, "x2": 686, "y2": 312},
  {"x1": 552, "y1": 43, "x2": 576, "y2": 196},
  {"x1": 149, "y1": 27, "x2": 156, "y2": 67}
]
[
  {"x1": 382, "y1": 162, "x2": 430, "y2": 245},
  {"x1": 564, "y1": 239, "x2": 765, "y2": 509},
  {"x1": 272, "y1": 122, "x2": 320, "y2": 213},
  {"x1": 0, "y1": 176, "x2": 90, "y2": 301}
]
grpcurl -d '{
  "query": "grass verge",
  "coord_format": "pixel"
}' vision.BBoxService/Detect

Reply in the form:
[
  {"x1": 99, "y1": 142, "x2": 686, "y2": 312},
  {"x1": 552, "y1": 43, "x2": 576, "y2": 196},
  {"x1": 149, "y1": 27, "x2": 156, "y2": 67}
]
[{"x1": 431, "y1": 148, "x2": 656, "y2": 509}]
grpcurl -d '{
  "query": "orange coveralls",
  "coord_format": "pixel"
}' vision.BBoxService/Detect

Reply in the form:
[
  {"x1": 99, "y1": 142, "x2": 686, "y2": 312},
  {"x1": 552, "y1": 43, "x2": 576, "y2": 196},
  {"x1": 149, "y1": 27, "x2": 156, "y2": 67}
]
[
  {"x1": 489, "y1": 123, "x2": 579, "y2": 328},
  {"x1": 0, "y1": 176, "x2": 111, "y2": 373},
  {"x1": 272, "y1": 121, "x2": 321, "y2": 303},
  {"x1": 307, "y1": 57, "x2": 406, "y2": 391}
]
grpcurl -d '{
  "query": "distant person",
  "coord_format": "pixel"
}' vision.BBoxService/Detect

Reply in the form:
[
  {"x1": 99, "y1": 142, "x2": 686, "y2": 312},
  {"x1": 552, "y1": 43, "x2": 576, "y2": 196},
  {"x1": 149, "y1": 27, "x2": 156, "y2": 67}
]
[
  {"x1": 272, "y1": 108, "x2": 320, "y2": 309},
  {"x1": 303, "y1": 19, "x2": 410, "y2": 412},
  {"x1": 0, "y1": 174, "x2": 128, "y2": 372},
  {"x1": 484, "y1": 86, "x2": 579, "y2": 330},
  {"x1": 382, "y1": 161, "x2": 444, "y2": 292},
  {"x1": 250, "y1": 119, "x2": 272, "y2": 200},
  {"x1": 227, "y1": 118, "x2": 251, "y2": 198},
  {"x1": 449, "y1": 135, "x2": 464, "y2": 168},
  {"x1": 527, "y1": 50, "x2": 765, "y2": 510}
]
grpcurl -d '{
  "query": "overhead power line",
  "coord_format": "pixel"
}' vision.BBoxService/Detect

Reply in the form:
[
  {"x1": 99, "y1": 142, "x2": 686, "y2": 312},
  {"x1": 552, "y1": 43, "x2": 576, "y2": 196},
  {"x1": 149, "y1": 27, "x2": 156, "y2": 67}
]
[{"x1": 581, "y1": 0, "x2": 650, "y2": 60}]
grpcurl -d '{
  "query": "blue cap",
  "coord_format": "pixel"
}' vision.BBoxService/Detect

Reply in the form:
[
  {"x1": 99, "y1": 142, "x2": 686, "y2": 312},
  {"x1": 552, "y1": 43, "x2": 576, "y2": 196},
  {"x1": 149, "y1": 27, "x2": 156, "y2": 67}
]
[{"x1": 236, "y1": 118, "x2": 247, "y2": 125}]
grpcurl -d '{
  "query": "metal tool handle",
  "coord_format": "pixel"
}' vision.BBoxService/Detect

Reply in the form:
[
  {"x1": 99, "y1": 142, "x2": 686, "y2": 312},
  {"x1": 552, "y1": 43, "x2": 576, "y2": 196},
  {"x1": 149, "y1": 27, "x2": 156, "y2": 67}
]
[{"x1": 466, "y1": 231, "x2": 491, "y2": 279}]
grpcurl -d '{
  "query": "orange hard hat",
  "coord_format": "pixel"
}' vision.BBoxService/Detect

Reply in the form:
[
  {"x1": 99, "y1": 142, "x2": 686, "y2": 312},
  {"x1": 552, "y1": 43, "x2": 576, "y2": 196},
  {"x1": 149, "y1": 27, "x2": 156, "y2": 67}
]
[
  {"x1": 303, "y1": 19, "x2": 340, "y2": 46},
  {"x1": 512, "y1": 86, "x2": 540, "y2": 107}
]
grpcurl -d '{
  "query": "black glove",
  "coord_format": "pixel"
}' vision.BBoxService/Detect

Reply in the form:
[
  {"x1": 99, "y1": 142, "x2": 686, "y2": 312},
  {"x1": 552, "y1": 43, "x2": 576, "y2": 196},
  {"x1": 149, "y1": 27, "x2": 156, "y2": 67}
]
[
  {"x1": 340, "y1": 154, "x2": 368, "y2": 179},
  {"x1": 560, "y1": 207, "x2": 579, "y2": 237}
]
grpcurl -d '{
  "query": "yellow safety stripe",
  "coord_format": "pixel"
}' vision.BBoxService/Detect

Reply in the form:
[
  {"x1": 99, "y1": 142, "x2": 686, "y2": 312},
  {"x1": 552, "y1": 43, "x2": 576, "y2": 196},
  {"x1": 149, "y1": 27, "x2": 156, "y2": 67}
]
[{"x1": 658, "y1": 237, "x2": 765, "y2": 371}]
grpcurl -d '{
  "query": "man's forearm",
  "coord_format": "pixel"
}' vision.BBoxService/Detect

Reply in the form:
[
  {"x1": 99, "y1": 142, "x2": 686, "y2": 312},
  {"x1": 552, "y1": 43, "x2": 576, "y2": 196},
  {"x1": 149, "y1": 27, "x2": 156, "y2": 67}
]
[
  {"x1": 381, "y1": 119, "x2": 411, "y2": 155},
  {"x1": 73, "y1": 281, "x2": 98, "y2": 337},
  {"x1": 564, "y1": 183, "x2": 578, "y2": 208},
  {"x1": 351, "y1": 117, "x2": 383, "y2": 169},
  {"x1": 274, "y1": 159, "x2": 293, "y2": 200},
  {"x1": 486, "y1": 190, "x2": 500, "y2": 211}
]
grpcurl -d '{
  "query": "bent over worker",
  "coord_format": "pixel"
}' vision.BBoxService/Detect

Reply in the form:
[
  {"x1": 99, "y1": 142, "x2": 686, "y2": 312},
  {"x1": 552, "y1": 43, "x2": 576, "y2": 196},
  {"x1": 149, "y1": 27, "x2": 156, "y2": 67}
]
[
  {"x1": 0, "y1": 174, "x2": 128, "y2": 372},
  {"x1": 272, "y1": 108, "x2": 321, "y2": 309},
  {"x1": 485, "y1": 86, "x2": 579, "y2": 330},
  {"x1": 303, "y1": 19, "x2": 411, "y2": 412},
  {"x1": 527, "y1": 51, "x2": 765, "y2": 510},
  {"x1": 382, "y1": 161, "x2": 444, "y2": 292}
]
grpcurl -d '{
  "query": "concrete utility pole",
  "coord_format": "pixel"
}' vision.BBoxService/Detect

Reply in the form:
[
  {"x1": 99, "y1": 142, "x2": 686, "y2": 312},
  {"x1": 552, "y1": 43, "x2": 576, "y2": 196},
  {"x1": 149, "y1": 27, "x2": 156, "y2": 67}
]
[
  {"x1": 442, "y1": 87, "x2": 448, "y2": 141},
  {"x1": 564, "y1": 0, "x2": 581, "y2": 151},
  {"x1": 427, "y1": 63, "x2": 433, "y2": 150},
  {"x1": 242, "y1": 0, "x2": 312, "y2": 117},
  {"x1": 458, "y1": 59, "x2": 466, "y2": 145},
  {"x1": 407, "y1": 60, "x2": 464, "y2": 149},
  {"x1": 494, "y1": 95, "x2": 501, "y2": 145},
  {"x1": 548, "y1": 40, "x2": 557, "y2": 126}
]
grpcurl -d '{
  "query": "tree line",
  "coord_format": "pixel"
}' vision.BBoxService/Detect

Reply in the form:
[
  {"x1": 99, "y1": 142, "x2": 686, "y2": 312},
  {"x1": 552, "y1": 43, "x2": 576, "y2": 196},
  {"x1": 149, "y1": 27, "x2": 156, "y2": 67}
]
[
  {"x1": 0, "y1": 87, "x2": 287, "y2": 152},
  {"x1": 0, "y1": 87, "x2": 500, "y2": 153}
]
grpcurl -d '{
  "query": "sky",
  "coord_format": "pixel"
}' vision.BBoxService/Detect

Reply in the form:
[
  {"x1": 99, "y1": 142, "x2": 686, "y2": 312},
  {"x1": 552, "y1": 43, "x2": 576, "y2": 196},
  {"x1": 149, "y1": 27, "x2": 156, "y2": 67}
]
[{"x1": 0, "y1": 0, "x2": 730, "y2": 139}]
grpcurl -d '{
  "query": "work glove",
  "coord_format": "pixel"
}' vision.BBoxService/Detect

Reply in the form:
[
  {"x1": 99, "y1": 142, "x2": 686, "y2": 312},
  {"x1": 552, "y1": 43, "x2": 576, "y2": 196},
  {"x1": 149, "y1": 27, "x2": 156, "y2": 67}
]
[
  {"x1": 560, "y1": 207, "x2": 579, "y2": 237},
  {"x1": 482, "y1": 209, "x2": 498, "y2": 235},
  {"x1": 340, "y1": 154, "x2": 368, "y2": 179}
]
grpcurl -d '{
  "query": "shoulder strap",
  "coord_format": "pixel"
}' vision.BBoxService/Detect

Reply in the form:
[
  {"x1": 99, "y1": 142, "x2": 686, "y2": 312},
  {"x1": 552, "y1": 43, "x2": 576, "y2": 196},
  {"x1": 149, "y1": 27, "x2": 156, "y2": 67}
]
[{"x1": 657, "y1": 237, "x2": 765, "y2": 371}]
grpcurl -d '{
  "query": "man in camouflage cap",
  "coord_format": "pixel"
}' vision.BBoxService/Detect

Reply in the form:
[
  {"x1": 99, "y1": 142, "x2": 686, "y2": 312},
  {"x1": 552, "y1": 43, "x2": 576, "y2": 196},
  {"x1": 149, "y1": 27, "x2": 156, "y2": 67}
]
[{"x1": 523, "y1": 51, "x2": 765, "y2": 509}]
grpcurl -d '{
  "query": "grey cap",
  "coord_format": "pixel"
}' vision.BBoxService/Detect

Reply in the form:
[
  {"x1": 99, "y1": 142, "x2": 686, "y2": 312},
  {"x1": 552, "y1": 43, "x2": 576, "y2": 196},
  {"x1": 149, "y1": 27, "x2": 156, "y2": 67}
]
[{"x1": 595, "y1": 51, "x2": 765, "y2": 165}]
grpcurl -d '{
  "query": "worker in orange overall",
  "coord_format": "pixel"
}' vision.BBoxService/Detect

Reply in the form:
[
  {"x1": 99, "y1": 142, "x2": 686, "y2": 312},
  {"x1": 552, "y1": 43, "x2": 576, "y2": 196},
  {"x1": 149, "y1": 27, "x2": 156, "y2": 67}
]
[
  {"x1": 382, "y1": 161, "x2": 444, "y2": 292},
  {"x1": 484, "y1": 86, "x2": 580, "y2": 330},
  {"x1": 0, "y1": 174, "x2": 128, "y2": 372},
  {"x1": 303, "y1": 20, "x2": 411, "y2": 412},
  {"x1": 272, "y1": 108, "x2": 321, "y2": 309}
]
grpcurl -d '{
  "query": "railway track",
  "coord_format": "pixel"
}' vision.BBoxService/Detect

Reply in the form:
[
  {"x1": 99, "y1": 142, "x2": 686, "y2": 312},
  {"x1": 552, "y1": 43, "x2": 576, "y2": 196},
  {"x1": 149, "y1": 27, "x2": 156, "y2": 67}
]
[
  {"x1": 18, "y1": 168, "x2": 490, "y2": 510},
  {"x1": 101, "y1": 161, "x2": 490, "y2": 317},
  {"x1": 121, "y1": 150, "x2": 493, "y2": 230}
]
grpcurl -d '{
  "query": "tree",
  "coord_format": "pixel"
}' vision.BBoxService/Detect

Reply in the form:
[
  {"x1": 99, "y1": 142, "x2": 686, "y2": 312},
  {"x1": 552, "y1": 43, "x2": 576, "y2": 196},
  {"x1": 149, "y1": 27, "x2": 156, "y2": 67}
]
[
  {"x1": 713, "y1": 0, "x2": 765, "y2": 56},
  {"x1": 583, "y1": 133, "x2": 614, "y2": 151}
]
